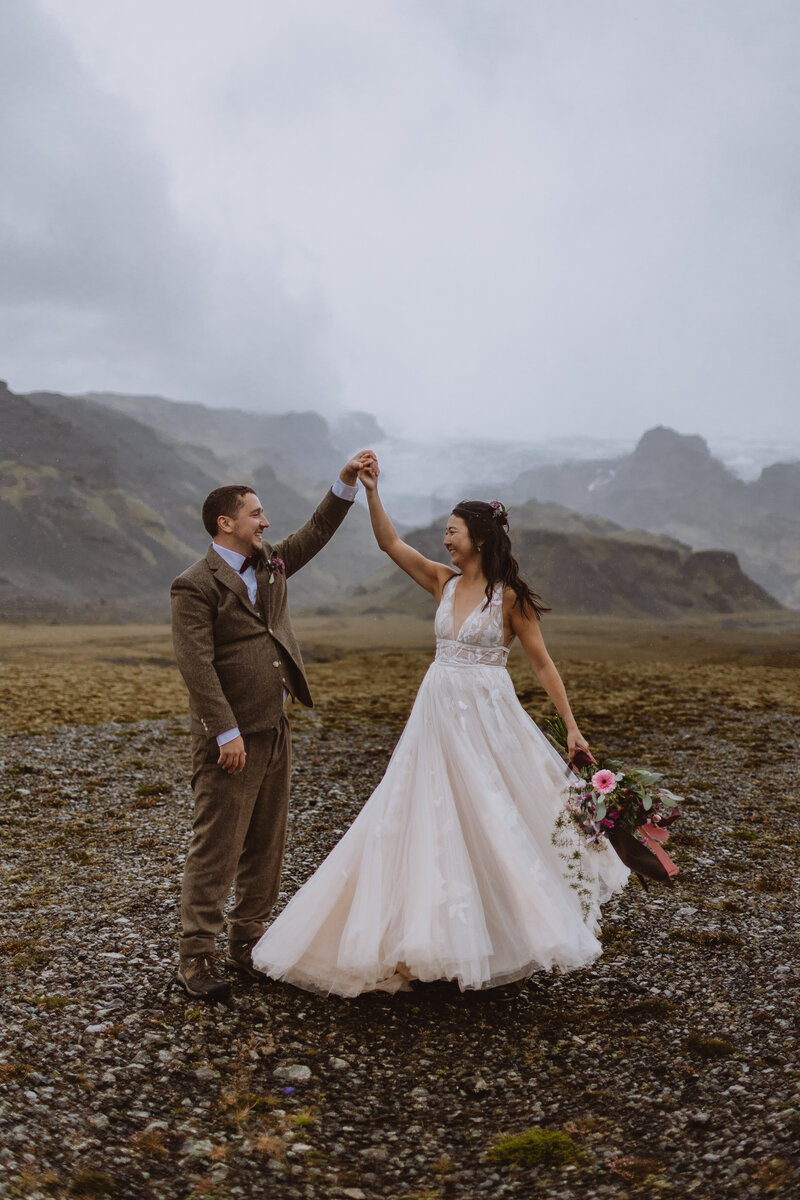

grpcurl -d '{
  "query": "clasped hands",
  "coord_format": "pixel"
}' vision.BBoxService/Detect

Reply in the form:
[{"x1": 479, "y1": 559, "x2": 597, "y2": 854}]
[{"x1": 340, "y1": 450, "x2": 379, "y2": 487}]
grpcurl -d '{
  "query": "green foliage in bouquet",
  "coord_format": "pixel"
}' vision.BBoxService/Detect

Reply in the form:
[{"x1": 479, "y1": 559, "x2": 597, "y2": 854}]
[{"x1": 544, "y1": 715, "x2": 683, "y2": 842}]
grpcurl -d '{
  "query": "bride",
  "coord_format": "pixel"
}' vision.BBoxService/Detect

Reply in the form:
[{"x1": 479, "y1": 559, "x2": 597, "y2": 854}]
[{"x1": 252, "y1": 468, "x2": 628, "y2": 996}]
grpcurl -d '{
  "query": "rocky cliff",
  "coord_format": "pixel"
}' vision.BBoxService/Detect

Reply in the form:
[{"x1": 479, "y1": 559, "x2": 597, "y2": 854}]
[{"x1": 510, "y1": 426, "x2": 800, "y2": 605}]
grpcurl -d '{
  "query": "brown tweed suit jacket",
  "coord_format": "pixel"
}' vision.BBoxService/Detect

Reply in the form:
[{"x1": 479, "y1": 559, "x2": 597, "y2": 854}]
[{"x1": 171, "y1": 488, "x2": 352, "y2": 740}]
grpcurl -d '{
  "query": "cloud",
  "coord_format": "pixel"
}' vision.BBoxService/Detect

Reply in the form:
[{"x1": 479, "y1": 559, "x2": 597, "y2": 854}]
[
  {"x1": 5, "y1": 0, "x2": 800, "y2": 444},
  {"x1": 0, "y1": 0, "x2": 336, "y2": 407}
]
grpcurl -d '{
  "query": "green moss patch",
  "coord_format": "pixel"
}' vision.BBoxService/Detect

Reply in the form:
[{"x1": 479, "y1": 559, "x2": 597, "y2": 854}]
[
  {"x1": 487, "y1": 1127, "x2": 578, "y2": 1168},
  {"x1": 684, "y1": 1033, "x2": 737, "y2": 1059}
]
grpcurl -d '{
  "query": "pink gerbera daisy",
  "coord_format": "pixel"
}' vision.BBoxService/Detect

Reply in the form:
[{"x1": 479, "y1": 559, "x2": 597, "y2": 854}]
[{"x1": 591, "y1": 769, "x2": 618, "y2": 794}]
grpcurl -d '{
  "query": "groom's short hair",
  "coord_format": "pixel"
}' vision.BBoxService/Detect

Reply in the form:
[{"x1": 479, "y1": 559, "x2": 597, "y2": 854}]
[{"x1": 202, "y1": 485, "x2": 257, "y2": 537}]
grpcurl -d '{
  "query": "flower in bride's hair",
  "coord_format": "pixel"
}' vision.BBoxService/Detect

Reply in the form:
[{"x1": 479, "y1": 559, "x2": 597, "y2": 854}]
[
  {"x1": 591, "y1": 769, "x2": 618, "y2": 794},
  {"x1": 489, "y1": 499, "x2": 508, "y2": 520}
]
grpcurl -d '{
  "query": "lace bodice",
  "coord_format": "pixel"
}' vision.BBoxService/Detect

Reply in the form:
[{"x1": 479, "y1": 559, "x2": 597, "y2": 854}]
[{"x1": 434, "y1": 576, "x2": 509, "y2": 667}]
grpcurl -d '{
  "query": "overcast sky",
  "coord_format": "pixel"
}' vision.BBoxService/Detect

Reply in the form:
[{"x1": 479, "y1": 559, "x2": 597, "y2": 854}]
[{"x1": 2, "y1": 0, "x2": 799, "y2": 442}]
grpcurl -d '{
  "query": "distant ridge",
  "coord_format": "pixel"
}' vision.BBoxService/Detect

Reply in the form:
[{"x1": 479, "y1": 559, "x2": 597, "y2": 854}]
[
  {"x1": 354, "y1": 511, "x2": 779, "y2": 621},
  {"x1": 0, "y1": 382, "x2": 382, "y2": 619},
  {"x1": 83, "y1": 391, "x2": 385, "y2": 491},
  {"x1": 510, "y1": 425, "x2": 800, "y2": 606},
  {"x1": 0, "y1": 382, "x2": 786, "y2": 621}
]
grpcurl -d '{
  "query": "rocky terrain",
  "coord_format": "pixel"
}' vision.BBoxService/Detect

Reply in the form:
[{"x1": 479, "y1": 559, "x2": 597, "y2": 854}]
[{"x1": 1, "y1": 631, "x2": 799, "y2": 1199}]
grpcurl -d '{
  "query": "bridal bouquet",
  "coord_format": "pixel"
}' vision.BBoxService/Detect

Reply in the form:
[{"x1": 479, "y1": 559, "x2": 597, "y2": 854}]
[{"x1": 545, "y1": 716, "x2": 682, "y2": 884}]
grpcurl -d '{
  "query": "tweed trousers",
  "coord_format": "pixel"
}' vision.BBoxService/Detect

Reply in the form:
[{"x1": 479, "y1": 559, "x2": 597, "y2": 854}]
[{"x1": 179, "y1": 716, "x2": 291, "y2": 958}]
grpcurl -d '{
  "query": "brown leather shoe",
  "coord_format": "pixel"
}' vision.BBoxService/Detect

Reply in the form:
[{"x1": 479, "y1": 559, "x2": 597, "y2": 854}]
[
  {"x1": 225, "y1": 937, "x2": 262, "y2": 980},
  {"x1": 177, "y1": 953, "x2": 232, "y2": 1001}
]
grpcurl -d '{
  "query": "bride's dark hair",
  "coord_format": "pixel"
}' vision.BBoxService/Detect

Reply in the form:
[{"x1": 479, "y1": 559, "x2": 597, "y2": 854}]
[{"x1": 450, "y1": 500, "x2": 550, "y2": 620}]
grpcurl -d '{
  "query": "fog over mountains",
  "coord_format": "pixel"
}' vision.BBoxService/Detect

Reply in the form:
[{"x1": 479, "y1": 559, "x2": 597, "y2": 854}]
[
  {"x1": 508, "y1": 427, "x2": 800, "y2": 608},
  {"x1": 0, "y1": 381, "x2": 793, "y2": 620}
]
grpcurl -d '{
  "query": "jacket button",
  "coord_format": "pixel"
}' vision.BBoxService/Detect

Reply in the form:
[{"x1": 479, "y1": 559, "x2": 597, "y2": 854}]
[{"x1": 273, "y1": 661, "x2": 280, "y2": 667}]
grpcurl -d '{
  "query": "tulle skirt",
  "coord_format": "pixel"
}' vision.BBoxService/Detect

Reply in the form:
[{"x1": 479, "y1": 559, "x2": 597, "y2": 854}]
[{"x1": 252, "y1": 659, "x2": 628, "y2": 996}]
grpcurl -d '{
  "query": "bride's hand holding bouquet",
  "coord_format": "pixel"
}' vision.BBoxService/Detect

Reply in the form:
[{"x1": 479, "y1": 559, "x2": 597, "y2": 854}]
[{"x1": 547, "y1": 715, "x2": 683, "y2": 886}]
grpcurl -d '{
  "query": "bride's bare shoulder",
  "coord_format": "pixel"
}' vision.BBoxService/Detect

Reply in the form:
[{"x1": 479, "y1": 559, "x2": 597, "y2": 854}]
[
  {"x1": 435, "y1": 570, "x2": 459, "y2": 603},
  {"x1": 501, "y1": 585, "x2": 517, "y2": 614}
]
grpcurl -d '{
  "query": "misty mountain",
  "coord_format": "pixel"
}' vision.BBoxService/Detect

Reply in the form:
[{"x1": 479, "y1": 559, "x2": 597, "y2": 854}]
[
  {"x1": 84, "y1": 392, "x2": 644, "y2": 527},
  {"x1": 509, "y1": 426, "x2": 800, "y2": 607},
  {"x1": 83, "y1": 391, "x2": 384, "y2": 493},
  {"x1": 0, "y1": 382, "x2": 383, "y2": 619},
  {"x1": 0, "y1": 382, "x2": 784, "y2": 621},
  {"x1": 505, "y1": 498, "x2": 689, "y2": 550},
  {"x1": 78, "y1": 395, "x2": 800, "y2": 611},
  {"x1": 352, "y1": 506, "x2": 777, "y2": 621}
]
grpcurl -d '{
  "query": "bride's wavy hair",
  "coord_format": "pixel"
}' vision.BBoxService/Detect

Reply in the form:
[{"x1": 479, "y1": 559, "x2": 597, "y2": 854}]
[{"x1": 451, "y1": 500, "x2": 551, "y2": 620}]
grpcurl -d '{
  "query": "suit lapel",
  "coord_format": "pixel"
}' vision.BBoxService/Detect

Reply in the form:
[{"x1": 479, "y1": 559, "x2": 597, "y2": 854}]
[{"x1": 207, "y1": 546, "x2": 261, "y2": 617}]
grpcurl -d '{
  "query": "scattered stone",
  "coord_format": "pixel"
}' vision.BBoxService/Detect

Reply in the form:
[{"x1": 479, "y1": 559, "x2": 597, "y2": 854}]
[
  {"x1": 194, "y1": 1067, "x2": 219, "y2": 1083},
  {"x1": 1, "y1": 696, "x2": 798, "y2": 1200},
  {"x1": 360, "y1": 1146, "x2": 389, "y2": 1162},
  {"x1": 274, "y1": 1064, "x2": 312, "y2": 1084},
  {"x1": 182, "y1": 1138, "x2": 216, "y2": 1157}
]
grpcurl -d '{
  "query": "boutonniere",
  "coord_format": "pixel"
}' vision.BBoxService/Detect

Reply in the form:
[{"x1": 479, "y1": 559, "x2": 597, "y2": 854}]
[{"x1": 267, "y1": 554, "x2": 286, "y2": 584}]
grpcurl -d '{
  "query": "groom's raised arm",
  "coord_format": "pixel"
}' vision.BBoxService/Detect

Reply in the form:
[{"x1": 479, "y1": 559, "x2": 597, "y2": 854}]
[{"x1": 273, "y1": 451, "x2": 376, "y2": 578}]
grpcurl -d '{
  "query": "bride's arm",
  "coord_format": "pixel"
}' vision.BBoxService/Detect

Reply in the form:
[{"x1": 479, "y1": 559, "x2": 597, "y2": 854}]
[
  {"x1": 359, "y1": 468, "x2": 453, "y2": 598},
  {"x1": 509, "y1": 598, "x2": 594, "y2": 762}
]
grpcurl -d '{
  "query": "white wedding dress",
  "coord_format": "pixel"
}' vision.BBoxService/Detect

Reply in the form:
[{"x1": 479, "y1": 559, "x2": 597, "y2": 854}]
[{"x1": 252, "y1": 577, "x2": 628, "y2": 996}]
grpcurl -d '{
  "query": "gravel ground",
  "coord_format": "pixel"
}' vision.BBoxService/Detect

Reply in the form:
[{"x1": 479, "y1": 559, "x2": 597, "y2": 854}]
[{"x1": 1, "y1": 674, "x2": 799, "y2": 1200}]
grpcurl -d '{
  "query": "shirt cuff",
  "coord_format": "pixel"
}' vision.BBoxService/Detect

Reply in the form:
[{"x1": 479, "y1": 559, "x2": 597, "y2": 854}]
[
  {"x1": 332, "y1": 477, "x2": 358, "y2": 502},
  {"x1": 216, "y1": 726, "x2": 241, "y2": 747}
]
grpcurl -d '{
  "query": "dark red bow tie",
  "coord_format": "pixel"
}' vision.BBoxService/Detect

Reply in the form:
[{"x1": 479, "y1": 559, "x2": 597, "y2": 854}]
[{"x1": 239, "y1": 555, "x2": 259, "y2": 573}]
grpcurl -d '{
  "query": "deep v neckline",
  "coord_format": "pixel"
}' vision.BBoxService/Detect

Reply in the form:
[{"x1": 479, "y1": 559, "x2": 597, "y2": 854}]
[{"x1": 449, "y1": 576, "x2": 489, "y2": 641}]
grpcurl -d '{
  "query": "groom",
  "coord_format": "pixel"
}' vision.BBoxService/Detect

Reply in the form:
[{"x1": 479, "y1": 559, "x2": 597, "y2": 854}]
[{"x1": 171, "y1": 451, "x2": 376, "y2": 1000}]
